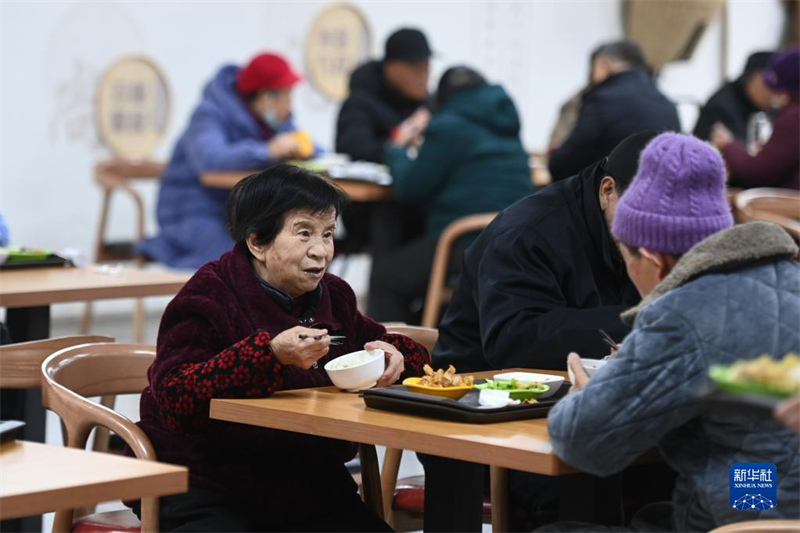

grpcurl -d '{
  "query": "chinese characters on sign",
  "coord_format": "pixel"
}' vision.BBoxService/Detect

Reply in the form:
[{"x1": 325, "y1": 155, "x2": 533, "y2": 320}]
[
  {"x1": 730, "y1": 463, "x2": 777, "y2": 511},
  {"x1": 305, "y1": 4, "x2": 372, "y2": 102}
]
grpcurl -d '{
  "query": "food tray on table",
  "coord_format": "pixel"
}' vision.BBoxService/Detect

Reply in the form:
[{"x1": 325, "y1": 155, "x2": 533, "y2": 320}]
[{"x1": 361, "y1": 380, "x2": 570, "y2": 424}]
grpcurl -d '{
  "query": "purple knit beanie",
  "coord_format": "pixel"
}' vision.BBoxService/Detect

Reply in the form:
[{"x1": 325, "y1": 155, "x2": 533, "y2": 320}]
[{"x1": 612, "y1": 132, "x2": 734, "y2": 255}]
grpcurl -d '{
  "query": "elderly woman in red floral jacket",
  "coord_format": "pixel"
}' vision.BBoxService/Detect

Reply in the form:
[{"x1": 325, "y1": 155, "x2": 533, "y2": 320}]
[{"x1": 131, "y1": 164, "x2": 429, "y2": 532}]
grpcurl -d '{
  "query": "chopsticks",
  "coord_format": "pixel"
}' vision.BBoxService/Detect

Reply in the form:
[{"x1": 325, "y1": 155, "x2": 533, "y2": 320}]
[
  {"x1": 298, "y1": 334, "x2": 346, "y2": 346},
  {"x1": 298, "y1": 334, "x2": 347, "y2": 370},
  {"x1": 598, "y1": 329, "x2": 618, "y2": 350}
]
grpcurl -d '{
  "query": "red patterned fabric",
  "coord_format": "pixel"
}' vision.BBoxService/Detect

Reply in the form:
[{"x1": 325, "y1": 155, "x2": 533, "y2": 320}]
[
  {"x1": 71, "y1": 510, "x2": 141, "y2": 533},
  {"x1": 133, "y1": 243, "x2": 429, "y2": 518}
]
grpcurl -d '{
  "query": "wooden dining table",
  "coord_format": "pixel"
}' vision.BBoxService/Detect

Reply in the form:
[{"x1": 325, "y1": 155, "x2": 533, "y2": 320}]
[
  {"x1": 210, "y1": 369, "x2": 590, "y2": 532},
  {"x1": 0, "y1": 266, "x2": 191, "y2": 447},
  {"x1": 0, "y1": 440, "x2": 188, "y2": 520},
  {"x1": 201, "y1": 170, "x2": 392, "y2": 203}
]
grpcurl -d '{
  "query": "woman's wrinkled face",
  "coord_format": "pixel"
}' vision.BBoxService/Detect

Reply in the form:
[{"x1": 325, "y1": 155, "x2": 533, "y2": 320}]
[{"x1": 249, "y1": 209, "x2": 335, "y2": 298}]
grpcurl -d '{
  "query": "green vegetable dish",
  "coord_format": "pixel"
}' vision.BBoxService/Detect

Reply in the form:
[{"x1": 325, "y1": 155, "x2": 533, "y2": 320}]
[
  {"x1": 474, "y1": 379, "x2": 550, "y2": 400},
  {"x1": 709, "y1": 353, "x2": 800, "y2": 398}
]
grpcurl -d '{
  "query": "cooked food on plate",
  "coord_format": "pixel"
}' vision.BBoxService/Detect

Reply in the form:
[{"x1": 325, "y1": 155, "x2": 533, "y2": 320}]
[
  {"x1": 418, "y1": 364, "x2": 474, "y2": 388},
  {"x1": 710, "y1": 353, "x2": 800, "y2": 397}
]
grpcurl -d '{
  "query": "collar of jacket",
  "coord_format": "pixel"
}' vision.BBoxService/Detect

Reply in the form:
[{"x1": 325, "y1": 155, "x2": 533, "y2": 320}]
[
  {"x1": 576, "y1": 161, "x2": 626, "y2": 276},
  {"x1": 621, "y1": 222, "x2": 798, "y2": 325},
  {"x1": 586, "y1": 68, "x2": 650, "y2": 97},
  {"x1": 255, "y1": 274, "x2": 322, "y2": 320},
  {"x1": 219, "y1": 243, "x2": 341, "y2": 331}
]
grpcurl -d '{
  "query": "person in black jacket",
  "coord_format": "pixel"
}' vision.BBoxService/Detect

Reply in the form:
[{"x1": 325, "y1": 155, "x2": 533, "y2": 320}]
[
  {"x1": 693, "y1": 51, "x2": 775, "y2": 142},
  {"x1": 434, "y1": 131, "x2": 658, "y2": 373},
  {"x1": 548, "y1": 41, "x2": 680, "y2": 182},
  {"x1": 336, "y1": 28, "x2": 432, "y2": 163},
  {"x1": 335, "y1": 28, "x2": 433, "y2": 253}
]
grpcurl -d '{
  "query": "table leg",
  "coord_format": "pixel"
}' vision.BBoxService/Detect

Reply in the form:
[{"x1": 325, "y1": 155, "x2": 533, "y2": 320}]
[
  {"x1": 423, "y1": 456, "x2": 484, "y2": 532},
  {"x1": 2, "y1": 306, "x2": 50, "y2": 533},
  {"x1": 490, "y1": 466, "x2": 509, "y2": 533}
]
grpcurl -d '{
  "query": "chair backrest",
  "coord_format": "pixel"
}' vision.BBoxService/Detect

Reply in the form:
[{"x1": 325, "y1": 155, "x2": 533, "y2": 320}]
[
  {"x1": 384, "y1": 325, "x2": 439, "y2": 359},
  {"x1": 735, "y1": 188, "x2": 800, "y2": 241},
  {"x1": 0, "y1": 335, "x2": 114, "y2": 388},
  {"x1": 41, "y1": 342, "x2": 159, "y2": 533},
  {"x1": 421, "y1": 213, "x2": 497, "y2": 328},
  {"x1": 709, "y1": 520, "x2": 800, "y2": 533}
]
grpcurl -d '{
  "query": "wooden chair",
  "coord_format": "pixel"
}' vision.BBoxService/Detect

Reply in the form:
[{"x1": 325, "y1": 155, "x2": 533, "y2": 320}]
[
  {"x1": 710, "y1": 520, "x2": 800, "y2": 533},
  {"x1": 378, "y1": 324, "x2": 502, "y2": 530},
  {"x1": 0, "y1": 336, "x2": 113, "y2": 389},
  {"x1": 421, "y1": 213, "x2": 497, "y2": 328},
  {"x1": 41, "y1": 342, "x2": 158, "y2": 533},
  {"x1": 379, "y1": 325, "x2": 439, "y2": 529},
  {"x1": 82, "y1": 158, "x2": 165, "y2": 342},
  {"x1": 734, "y1": 188, "x2": 800, "y2": 241}
]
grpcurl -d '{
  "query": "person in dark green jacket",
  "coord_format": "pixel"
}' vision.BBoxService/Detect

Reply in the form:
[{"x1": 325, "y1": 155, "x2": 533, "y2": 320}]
[{"x1": 368, "y1": 66, "x2": 533, "y2": 324}]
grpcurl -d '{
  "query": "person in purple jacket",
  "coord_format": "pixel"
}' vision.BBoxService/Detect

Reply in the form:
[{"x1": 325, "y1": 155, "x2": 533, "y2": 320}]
[{"x1": 140, "y1": 52, "x2": 311, "y2": 269}]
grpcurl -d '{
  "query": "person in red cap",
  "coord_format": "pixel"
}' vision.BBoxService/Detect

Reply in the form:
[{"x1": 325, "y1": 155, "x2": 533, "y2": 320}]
[{"x1": 140, "y1": 52, "x2": 315, "y2": 269}]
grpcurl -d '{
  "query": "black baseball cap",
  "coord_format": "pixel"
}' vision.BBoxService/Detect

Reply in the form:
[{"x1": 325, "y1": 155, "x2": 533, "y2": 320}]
[
  {"x1": 384, "y1": 28, "x2": 432, "y2": 63},
  {"x1": 602, "y1": 130, "x2": 660, "y2": 191}
]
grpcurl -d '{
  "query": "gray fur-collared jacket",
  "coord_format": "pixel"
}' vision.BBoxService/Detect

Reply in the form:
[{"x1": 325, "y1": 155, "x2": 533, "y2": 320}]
[{"x1": 548, "y1": 222, "x2": 800, "y2": 532}]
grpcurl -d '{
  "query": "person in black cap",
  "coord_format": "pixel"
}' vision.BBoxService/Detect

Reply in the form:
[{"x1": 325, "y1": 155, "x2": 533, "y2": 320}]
[
  {"x1": 336, "y1": 27, "x2": 433, "y2": 163},
  {"x1": 693, "y1": 51, "x2": 776, "y2": 141},
  {"x1": 334, "y1": 28, "x2": 433, "y2": 253},
  {"x1": 433, "y1": 131, "x2": 659, "y2": 373}
]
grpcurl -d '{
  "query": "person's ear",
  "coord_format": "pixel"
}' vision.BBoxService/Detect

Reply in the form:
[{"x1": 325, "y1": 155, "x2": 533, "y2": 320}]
[
  {"x1": 246, "y1": 234, "x2": 267, "y2": 261},
  {"x1": 639, "y1": 248, "x2": 674, "y2": 279},
  {"x1": 599, "y1": 176, "x2": 617, "y2": 211}
]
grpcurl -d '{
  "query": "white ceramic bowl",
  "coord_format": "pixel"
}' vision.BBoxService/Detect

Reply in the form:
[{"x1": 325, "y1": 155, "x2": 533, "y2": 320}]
[
  {"x1": 324, "y1": 349, "x2": 384, "y2": 392},
  {"x1": 567, "y1": 358, "x2": 608, "y2": 384}
]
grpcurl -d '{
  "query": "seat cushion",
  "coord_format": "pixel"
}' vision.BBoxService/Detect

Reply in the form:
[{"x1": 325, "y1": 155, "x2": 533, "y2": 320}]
[
  {"x1": 393, "y1": 475, "x2": 491, "y2": 516},
  {"x1": 72, "y1": 510, "x2": 141, "y2": 533}
]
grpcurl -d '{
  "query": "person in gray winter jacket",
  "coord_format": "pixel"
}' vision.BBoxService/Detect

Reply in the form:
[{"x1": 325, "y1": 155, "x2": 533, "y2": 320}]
[{"x1": 546, "y1": 133, "x2": 800, "y2": 532}]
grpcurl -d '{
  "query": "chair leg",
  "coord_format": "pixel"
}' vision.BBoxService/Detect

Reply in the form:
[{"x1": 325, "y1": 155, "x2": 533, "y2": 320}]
[
  {"x1": 381, "y1": 447, "x2": 403, "y2": 522},
  {"x1": 490, "y1": 466, "x2": 509, "y2": 533},
  {"x1": 133, "y1": 298, "x2": 145, "y2": 343},
  {"x1": 80, "y1": 301, "x2": 94, "y2": 334},
  {"x1": 359, "y1": 443, "x2": 384, "y2": 520}
]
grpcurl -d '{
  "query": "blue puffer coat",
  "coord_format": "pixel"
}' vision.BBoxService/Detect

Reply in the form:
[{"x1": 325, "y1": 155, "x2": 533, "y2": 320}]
[
  {"x1": 140, "y1": 65, "x2": 298, "y2": 269},
  {"x1": 548, "y1": 222, "x2": 800, "y2": 532}
]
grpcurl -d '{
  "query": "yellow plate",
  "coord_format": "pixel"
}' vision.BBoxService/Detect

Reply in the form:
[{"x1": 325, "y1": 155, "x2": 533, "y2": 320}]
[{"x1": 402, "y1": 377, "x2": 473, "y2": 400}]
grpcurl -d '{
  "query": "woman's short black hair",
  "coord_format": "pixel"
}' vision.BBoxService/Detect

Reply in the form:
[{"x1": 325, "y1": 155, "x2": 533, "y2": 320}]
[
  {"x1": 435, "y1": 66, "x2": 487, "y2": 109},
  {"x1": 226, "y1": 163, "x2": 348, "y2": 248}
]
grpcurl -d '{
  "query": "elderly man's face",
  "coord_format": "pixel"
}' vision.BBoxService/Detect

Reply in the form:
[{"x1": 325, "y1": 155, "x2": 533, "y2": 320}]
[
  {"x1": 385, "y1": 59, "x2": 430, "y2": 101},
  {"x1": 249, "y1": 209, "x2": 336, "y2": 298}
]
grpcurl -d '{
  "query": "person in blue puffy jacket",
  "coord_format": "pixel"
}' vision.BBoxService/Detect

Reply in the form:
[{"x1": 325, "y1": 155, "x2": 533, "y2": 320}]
[{"x1": 140, "y1": 53, "x2": 310, "y2": 269}]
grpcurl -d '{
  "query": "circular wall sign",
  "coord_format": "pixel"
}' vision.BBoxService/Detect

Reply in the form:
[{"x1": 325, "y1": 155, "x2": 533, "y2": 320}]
[
  {"x1": 305, "y1": 3, "x2": 372, "y2": 102},
  {"x1": 95, "y1": 56, "x2": 170, "y2": 159}
]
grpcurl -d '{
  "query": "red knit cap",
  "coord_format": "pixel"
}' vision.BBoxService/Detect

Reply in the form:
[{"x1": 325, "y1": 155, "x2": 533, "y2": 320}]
[{"x1": 237, "y1": 53, "x2": 302, "y2": 94}]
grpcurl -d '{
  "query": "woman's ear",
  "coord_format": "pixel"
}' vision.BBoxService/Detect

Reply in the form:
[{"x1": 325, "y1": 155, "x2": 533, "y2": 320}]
[
  {"x1": 639, "y1": 248, "x2": 677, "y2": 280},
  {"x1": 246, "y1": 234, "x2": 266, "y2": 261}
]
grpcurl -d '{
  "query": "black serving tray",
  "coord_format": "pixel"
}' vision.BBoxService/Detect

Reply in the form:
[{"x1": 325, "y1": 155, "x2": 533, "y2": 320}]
[
  {"x1": 0, "y1": 254, "x2": 71, "y2": 270},
  {"x1": 361, "y1": 381, "x2": 570, "y2": 423}
]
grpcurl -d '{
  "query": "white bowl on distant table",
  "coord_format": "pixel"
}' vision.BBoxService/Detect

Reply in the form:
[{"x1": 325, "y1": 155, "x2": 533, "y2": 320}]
[
  {"x1": 567, "y1": 358, "x2": 608, "y2": 384},
  {"x1": 324, "y1": 349, "x2": 384, "y2": 392}
]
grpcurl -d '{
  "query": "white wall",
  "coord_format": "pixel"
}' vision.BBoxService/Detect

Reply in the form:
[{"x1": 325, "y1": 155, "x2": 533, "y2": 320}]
[{"x1": 0, "y1": 0, "x2": 786, "y2": 277}]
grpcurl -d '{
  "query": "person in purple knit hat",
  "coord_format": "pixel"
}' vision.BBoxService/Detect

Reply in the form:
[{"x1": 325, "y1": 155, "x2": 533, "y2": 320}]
[
  {"x1": 543, "y1": 133, "x2": 800, "y2": 532},
  {"x1": 711, "y1": 47, "x2": 800, "y2": 190}
]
